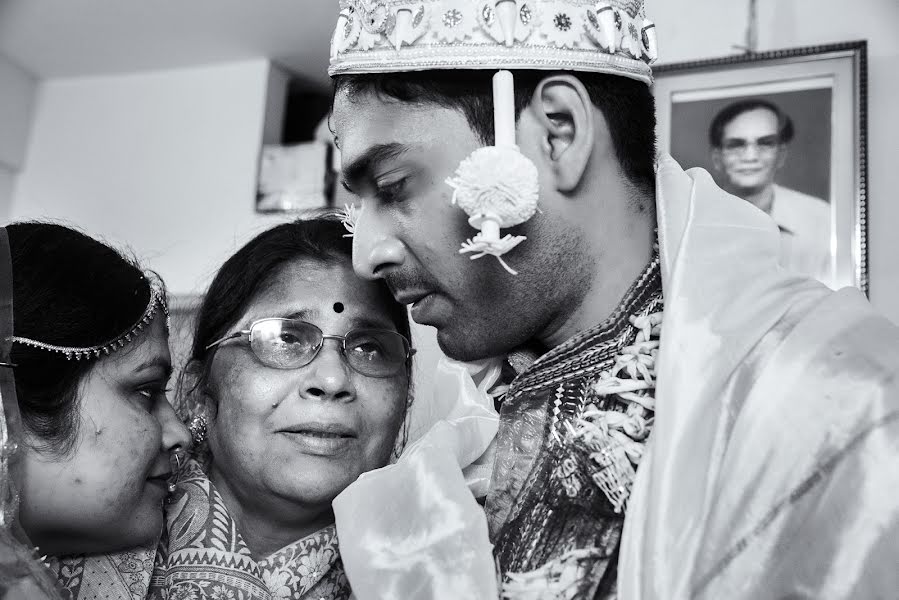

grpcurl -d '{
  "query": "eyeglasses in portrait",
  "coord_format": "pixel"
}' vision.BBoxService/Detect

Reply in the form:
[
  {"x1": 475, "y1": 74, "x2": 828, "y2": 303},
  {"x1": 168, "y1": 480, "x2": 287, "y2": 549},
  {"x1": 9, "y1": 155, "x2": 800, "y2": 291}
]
[{"x1": 653, "y1": 42, "x2": 868, "y2": 293}]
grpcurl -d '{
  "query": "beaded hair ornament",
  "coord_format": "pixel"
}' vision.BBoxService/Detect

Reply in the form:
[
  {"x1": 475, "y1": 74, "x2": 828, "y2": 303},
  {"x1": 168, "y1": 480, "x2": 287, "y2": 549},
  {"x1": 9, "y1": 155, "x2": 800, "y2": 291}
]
[
  {"x1": 11, "y1": 276, "x2": 169, "y2": 361},
  {"x1": 332, "y1": 0, "x2": 657, "y2": 274}
]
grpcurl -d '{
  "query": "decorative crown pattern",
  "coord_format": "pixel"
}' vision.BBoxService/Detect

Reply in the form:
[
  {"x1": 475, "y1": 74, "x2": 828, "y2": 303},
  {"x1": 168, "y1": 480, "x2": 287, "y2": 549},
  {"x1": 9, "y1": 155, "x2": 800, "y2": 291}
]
[{"x1": 329, "y1": 0, "x2": 657, "y2": 84}]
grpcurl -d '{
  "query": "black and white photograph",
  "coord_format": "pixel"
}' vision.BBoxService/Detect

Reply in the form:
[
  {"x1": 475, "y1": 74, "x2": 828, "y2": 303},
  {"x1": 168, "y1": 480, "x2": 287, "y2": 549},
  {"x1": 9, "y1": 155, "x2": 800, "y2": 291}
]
[
  {"x1": 0, "y1": 2, "x2": 897, "y2": 599},
  {"x1": 653, "y1": 43, "x2": 868, "y2": 291}
]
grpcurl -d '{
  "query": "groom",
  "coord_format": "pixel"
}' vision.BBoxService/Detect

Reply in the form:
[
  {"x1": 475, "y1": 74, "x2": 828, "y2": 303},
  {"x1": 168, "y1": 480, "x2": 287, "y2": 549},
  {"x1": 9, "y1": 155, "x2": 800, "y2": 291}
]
[{"x1": 329, "y1": 1, "x2": 899, "y2": 597}]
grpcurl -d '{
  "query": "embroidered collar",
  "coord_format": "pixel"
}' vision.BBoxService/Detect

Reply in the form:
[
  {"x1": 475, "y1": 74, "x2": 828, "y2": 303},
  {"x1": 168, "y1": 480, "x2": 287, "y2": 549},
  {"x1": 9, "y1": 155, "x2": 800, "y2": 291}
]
[{"x1": 509, "y1": 253, "x2": 662, "y2": 394}]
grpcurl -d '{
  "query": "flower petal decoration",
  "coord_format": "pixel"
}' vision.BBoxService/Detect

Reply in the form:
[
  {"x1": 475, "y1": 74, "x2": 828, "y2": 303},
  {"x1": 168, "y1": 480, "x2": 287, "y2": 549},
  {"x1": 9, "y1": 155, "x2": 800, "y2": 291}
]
[
  {"x1": 618, "y1": 12, "x2": 643, "y2": 59},
  {"x1": 540, "y1": 6, "x2": 585, "y2": 48},
  {"x1": 340, "y1": 203, "x2": 358, "y2": 238},
  {"x1": 446, "y1": 146, "x2": 539, "y2": 229},
  {"x1": 432, "y1": 0, "x2": 477, "y2": 42},
  {"x1": 446, "y1": 145, "x2": 540, "y2": 274}
]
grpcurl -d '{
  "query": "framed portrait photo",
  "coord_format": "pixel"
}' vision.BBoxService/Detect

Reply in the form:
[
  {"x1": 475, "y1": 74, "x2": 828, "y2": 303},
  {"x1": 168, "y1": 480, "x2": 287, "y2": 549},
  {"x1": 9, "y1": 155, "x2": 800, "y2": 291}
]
[{"x1": 653, "y1": 41, "x2": 868, "y2": 293}]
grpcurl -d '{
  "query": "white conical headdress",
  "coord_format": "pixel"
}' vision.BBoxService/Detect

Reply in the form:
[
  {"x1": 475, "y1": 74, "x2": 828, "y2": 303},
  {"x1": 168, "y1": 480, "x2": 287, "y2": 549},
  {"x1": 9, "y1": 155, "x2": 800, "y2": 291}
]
[{"x1": 330, "y1": 1, "x2": 657, "y2": 81}]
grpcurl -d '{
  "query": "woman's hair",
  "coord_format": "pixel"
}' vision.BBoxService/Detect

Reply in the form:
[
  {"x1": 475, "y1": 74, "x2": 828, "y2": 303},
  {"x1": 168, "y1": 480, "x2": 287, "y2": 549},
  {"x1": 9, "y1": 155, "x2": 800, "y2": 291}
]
[
  {"x1": 7, "y1": 222, "x2": 156, "y2": 455},
  {"x1": 186, "y1": 213, "x2": 412, "y2": 412}
]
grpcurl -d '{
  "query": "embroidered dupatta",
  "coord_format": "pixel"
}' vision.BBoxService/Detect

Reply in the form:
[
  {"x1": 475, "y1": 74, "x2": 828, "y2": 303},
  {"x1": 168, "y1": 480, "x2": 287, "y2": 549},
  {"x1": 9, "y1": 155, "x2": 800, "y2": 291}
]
[
  {"x1": 150, "y1": 459, "x2": 350, "y2": 600},
  {"x1": 43, "y1": 546, "x2": 157, "y2": 600},
  {"x1": 0, "y1": 226, "x2": 64, "y2": 599}
]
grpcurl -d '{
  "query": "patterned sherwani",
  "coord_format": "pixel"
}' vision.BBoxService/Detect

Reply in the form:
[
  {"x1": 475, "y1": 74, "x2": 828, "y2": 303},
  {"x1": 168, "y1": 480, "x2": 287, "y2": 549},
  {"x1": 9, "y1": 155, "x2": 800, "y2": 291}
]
[{"x1": 488, "y1": 258, "x2": 662, "y2": 599}]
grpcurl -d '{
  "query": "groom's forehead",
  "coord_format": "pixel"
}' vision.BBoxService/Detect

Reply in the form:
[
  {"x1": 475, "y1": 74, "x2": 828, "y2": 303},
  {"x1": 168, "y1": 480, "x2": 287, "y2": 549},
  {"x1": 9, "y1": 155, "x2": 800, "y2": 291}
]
[
  {"x1": 334, "y1": 91, "x2": 458, "y2": 131},
  {"x1": 333, "y1": 94, "x2": 473, "y2": 161}
]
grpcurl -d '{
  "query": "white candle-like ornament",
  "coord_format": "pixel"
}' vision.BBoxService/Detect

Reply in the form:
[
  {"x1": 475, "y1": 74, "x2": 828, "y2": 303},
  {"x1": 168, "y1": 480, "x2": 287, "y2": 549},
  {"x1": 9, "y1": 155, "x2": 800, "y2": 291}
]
[{"x1": 493, "y1": 70, "x2": 516, "y2": 148}]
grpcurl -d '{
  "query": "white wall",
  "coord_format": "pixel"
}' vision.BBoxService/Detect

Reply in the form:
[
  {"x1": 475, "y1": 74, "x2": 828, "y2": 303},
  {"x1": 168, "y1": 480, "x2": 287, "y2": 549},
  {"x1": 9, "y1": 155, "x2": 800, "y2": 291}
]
[
  {"x1": 647, "y1": 0, "x2": 899, "y2": 323},
  {"x1": 0, "y1": 54, "x2": 37, "y2": 219},
  {"x1": 9, "y1": 2, "x2": 895, "y2": 400},
  {"x1": 8, "y1": 59, "x2": 444, "y2": 405},
  {"x1": 262, "y1": 63, "x2": 290, "y2": 145},
  {"x1": 10, "y1": 59, "x2": 290, "y2": 296}
]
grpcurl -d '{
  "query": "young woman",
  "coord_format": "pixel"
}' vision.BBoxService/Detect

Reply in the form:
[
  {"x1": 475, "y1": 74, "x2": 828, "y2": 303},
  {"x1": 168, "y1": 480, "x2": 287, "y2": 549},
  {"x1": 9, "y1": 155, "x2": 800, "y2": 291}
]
[
  {"x1": 1, "y1": 222, "x2": 190, "y2": 599},
  {"x1": 153, "y1": 216, "x2": 413, "y2": 600}
]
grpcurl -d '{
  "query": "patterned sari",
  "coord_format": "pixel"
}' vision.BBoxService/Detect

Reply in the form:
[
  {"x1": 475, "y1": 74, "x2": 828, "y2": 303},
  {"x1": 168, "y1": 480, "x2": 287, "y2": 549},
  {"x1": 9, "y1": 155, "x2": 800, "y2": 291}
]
[
  {"x1": 150, "y1": 459, "x2": 350, "y2": 600},
  {"x1": 44, "y1": 546, "x2": 158, "y2": 600}
]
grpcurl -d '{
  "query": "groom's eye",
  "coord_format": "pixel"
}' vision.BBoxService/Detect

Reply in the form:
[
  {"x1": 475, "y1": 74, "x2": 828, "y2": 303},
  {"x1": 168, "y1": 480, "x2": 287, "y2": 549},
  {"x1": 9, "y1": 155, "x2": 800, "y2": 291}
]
[{"x1": 375, "y1": 178, "x2": 409, "y2": 205}]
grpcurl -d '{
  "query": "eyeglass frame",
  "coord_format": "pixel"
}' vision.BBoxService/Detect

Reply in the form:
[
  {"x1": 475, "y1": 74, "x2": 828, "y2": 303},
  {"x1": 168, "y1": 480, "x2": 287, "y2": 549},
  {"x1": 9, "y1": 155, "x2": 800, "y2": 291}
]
[
  {"x1": 718, "y1": 134, "x2": 784, "y2": 157},
  {"x1": 204, "y1": 317, "x2": 415, "y2": 378}
]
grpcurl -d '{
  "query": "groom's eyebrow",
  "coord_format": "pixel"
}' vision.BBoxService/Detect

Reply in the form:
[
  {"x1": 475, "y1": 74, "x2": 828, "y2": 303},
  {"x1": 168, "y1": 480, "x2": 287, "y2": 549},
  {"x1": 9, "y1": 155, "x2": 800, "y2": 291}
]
[{"x1": 341, "y1": 142, "x2": 409, "y2": 192}]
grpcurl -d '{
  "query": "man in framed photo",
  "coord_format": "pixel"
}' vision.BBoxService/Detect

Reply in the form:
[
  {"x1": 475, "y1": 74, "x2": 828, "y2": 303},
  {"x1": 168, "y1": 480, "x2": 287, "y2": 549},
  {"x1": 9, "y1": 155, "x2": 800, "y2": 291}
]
[{"x1": 709, "y1": 99, "x2": 831, "y2": 280}]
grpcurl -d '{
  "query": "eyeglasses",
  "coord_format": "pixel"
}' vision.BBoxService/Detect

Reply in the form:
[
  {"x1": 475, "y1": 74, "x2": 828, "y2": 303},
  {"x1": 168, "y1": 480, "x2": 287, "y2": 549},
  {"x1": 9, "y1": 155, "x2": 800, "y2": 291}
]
[
  {"x1": 205, "y1": 318, "x2": 414, "y2": 378},
  {"x1": 720, "y1": 135, "x2": 781, "y2": 156}
]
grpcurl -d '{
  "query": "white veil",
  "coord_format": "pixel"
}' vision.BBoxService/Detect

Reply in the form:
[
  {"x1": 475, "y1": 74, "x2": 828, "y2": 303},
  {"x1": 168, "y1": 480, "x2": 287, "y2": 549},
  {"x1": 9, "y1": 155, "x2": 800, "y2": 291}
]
[{"x1": 0, "y1": 227, "x2": 62, "y2": 599}]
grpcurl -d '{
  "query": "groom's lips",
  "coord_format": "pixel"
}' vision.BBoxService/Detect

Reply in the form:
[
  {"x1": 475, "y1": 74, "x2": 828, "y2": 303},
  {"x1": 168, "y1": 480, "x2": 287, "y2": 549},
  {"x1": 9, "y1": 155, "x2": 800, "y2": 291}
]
[
  {"x1": 392, "y1": 289, "x2": 432, "y2": 306},
  {"x1": 393, "y1": 289, "x2": 441, "y2": 324}
]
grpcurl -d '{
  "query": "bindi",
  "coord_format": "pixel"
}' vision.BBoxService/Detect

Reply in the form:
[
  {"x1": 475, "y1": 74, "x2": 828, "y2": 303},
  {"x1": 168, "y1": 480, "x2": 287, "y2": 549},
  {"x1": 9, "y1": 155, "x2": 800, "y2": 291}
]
[{"x1": 333, "y1": 302, "x2": 345, "y2": 313}]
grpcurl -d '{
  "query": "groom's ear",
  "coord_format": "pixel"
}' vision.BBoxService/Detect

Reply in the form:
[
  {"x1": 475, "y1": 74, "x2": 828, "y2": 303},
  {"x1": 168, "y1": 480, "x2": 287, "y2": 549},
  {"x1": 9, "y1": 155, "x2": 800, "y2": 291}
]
[{"x1": 520, "y1": 73, "x2": 597, "y2": 193}]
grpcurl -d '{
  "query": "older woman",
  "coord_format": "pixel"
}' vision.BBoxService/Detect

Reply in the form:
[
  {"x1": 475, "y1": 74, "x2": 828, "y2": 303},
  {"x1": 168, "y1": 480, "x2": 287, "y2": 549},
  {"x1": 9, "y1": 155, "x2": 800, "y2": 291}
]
[
  {"x1": 0, "y1": 222, "x2": 191, "y2": 598},
  {"x1": 154, "y1": 216, "x2": 413, "y2": 600}
]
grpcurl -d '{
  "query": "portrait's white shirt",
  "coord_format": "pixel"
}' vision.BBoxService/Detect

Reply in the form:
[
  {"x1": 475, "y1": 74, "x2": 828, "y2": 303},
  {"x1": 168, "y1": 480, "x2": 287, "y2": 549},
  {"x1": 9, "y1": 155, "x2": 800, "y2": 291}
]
[{"x1": 769, "y1": 184, "x2": 831, "y2": 284}]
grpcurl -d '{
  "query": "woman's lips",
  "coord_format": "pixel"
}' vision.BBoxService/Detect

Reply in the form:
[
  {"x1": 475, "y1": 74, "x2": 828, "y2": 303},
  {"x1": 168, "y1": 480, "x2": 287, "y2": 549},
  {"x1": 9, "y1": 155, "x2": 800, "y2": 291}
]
[
  {"x1": 146, "y1": 472, "x2": 172, "y2": 494},
  {"x1": 278, "y1": 423, "x2": 357, "y2": 456},
  {"x1": 281, "y1": 430, "x2": 355, "y2": 455}
]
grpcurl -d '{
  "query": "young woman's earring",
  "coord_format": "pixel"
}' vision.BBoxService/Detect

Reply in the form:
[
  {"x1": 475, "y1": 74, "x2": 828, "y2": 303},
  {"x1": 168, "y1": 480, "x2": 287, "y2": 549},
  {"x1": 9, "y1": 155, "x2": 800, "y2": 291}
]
[
  {"x1": 167, "y1": 445, "x2": 188, "y2": 494},
  {"x1": 188, "y1": 415, "x2": 207, "y2": 446}
]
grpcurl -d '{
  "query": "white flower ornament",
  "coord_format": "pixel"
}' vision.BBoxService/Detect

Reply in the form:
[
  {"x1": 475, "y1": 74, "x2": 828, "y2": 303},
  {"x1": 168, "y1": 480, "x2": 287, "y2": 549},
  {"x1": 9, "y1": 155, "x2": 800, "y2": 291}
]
[
  {"x1": 340, "y1": 203, "x2": 358, "y2": 238},
  {"x1": 540, "y1": 7, "x2": 584, "y2": 48},
  {"x1": 575, "y1": 308, "x2": 664, "y2": 512},
  {"x1": 445, "y1": 70, "x2": 540, "y2": 275},
  {"x1": 617, "y1": 12, "x2": 643, "y2": 59},
  {"x1": 446, "y1": 146, "x2": 539, "y2": 275}
]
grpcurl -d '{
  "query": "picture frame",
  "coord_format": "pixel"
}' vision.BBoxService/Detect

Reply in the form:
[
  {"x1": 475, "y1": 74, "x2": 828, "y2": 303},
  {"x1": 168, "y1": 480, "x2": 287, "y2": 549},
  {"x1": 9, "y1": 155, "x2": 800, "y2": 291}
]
[
  {"x1": 255, "y1": 141, "x2": 337, "y2": 214},
  {"x1": 653, "y1": 41, "x2": 868, "y2": 293}
]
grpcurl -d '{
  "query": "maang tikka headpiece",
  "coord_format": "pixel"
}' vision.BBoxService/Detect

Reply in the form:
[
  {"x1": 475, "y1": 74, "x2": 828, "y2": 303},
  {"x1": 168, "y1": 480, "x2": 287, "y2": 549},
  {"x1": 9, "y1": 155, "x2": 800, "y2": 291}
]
[
  {"x1": 11, "y1": 275, "x2": 169, "y2": 361},
  {"x1": 331, "y1": 0, "x2": 657, "y2": 275}
]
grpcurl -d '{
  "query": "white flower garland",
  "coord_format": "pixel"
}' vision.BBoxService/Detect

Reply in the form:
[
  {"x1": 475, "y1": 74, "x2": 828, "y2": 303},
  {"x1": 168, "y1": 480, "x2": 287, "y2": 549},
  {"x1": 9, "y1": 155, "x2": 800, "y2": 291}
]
[{"x1": 570, "y1": 310, "x2": 662, "y2": 513}]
